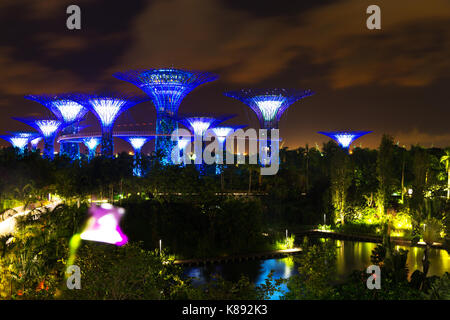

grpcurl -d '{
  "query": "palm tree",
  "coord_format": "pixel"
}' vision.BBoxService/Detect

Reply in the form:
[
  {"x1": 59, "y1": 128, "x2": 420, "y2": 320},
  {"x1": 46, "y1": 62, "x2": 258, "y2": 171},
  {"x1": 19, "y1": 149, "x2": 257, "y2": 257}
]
[{"x1": 440, "y1": 149, "x2": 450, "y2": 199}]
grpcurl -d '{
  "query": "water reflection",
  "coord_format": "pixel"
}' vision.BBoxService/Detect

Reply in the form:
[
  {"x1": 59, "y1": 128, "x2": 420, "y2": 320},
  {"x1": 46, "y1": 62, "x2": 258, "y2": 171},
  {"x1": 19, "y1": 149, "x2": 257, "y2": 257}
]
[{"x1": 183, "y1": 239, "x2": 450, "y2": 300}]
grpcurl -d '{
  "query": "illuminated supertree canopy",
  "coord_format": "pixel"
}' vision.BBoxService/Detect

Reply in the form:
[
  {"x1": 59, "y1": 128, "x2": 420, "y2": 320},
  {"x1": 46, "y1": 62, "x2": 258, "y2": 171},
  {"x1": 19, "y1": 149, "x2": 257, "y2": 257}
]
[
  {"x1": 0, "y1": 135, "x2": 29, "y2": 151},
  {"x1": 30, "y1": 137, "x2": 43, "y2": 150},
  {"x1": 176, "y1": 115, "x2": 235, "y2": 137},
  {"x1": 117, "y1": 136, "x2": 155, "y2": 177},
  {"x1": 6, "y1": 131, "x2": 40, "y2": 151},
  {"x1": 113, "y1": 68, "x2": 218, "y2": 165},
  {"x1": 224, "y1": 88, "x2": 314, "y2": 129},
  {"x1": 212, "y1": 125, "x2": 246, "y2": 144},
  {"x1": 72, "y1": 94, "x2": 148, "y2": 157},
  {"x1": 25, "y1": 94, "x2": 88, "y2": 159},
  {"x1": 318, "y1": 131, "x2": 372, "y2": 149},
  {"x1": 82, "y1": 137, "x2": 101, "y2": 160},
  {"x1": 13, "y1": 118, "x2": 65, "y2": 159}
]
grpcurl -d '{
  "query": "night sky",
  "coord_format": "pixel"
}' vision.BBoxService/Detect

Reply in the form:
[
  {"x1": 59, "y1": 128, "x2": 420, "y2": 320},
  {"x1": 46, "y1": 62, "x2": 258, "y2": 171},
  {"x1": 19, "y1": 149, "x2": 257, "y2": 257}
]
[{"x1": 1, "y1": 0, "x2": 449, "y2": 154}]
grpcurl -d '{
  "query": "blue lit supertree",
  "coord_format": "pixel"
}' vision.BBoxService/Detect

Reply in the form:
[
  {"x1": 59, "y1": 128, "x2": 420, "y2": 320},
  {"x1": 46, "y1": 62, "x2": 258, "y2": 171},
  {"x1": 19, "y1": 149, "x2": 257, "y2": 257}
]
[
  {"x1": 0, "y1": 134, "x2": 33, "y2": 154},
  {"x1": 117, "y1": 135, "x2": 155, "y2": 176},
  {"x1": 211, "y1": 125, "x2": 246, "y2": 175},
  {"x1": 318, "y1": 131, "x2": 372, "y2": 150},
  {"x1": 13, "y1": 118, "x2": 65, "y2": 159},
  {"x1": 25, "y1": 94, "x2": 88, "y2": 160},
  {"x1": 30, "y1": 136, "x2": 43, "y2": 151},
  {"x1": 113, "y1": 68, "x2": 218, "y2": 164},
  {"x1": 224, "y1": 88, "x2": 313, "y2": 130},
  {"x1": 224, "y1": 88, "x2": 313, "y2": 165},
  {"x1": 72, "y1": 94, "x2": 148, "y2": 157},
  {"x1": 6, "y1": 131, "x2": 41, "y2": 152},
  {"x1": 175, "y1": 115, "x2": 234, "y2": 173},
  {"x1": 82, "y1": 137, "x2": 101, "y2": 160}
]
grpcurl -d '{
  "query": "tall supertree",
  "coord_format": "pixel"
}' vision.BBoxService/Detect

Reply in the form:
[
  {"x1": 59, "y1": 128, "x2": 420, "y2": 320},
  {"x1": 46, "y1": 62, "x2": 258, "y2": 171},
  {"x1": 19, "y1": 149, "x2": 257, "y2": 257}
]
[
  {"x1": 72, "y1": 94, "x2": 148, "y2": 157},
  {"x1": 211, "y1": 125, "x2": 246, "y2": 175},
  {"x1": 224, "y1": 88, "x2": 313, "y2": 165},
  {"x1": 82, "y1": 137, "x2": 101, "y2": 160},
  {"x1": 175, "y1": 115, "x2": 234, "y2": 172},
  {"x1": 25, "y1": 94, "x2": 88, "y2": 160},
  {"x1": 113, "y1": 68, "x2": 218, "y2": 164},
  {"x1": 318, "y1": 131, "x2": 372, "y2": 150},
  {"x1": 13, "y1": 118, "x2": 65, "y2": 159},
  {"x1": 117, "y1": 135, "x2": 155, "y2": 176}
]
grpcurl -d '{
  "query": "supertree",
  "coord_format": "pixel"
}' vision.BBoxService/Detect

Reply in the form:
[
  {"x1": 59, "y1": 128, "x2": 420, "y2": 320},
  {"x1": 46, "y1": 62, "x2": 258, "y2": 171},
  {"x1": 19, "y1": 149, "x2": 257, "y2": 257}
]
[
  {"x1": 13, "y1": 118, "x2": 65, "y2": 159},
  {"x1": 211, "y1": 125, "x2": 246, "y2": 175},
  {"x1": 0, "y1": 134, "x2": 33, "y2": 154},
  {"x1": 6, "y1": 131, "x2": 41, "y2": 152},
  {"x1": 82, "y1": 137, "x2": 101, "y2": 160},
  {"x1": 318, "y1": 131, "x2": 372, "y2": 150},
  {"x1": 224, "y1": 88, "x2": 313, "y2": 130},
  {"x1": 25, "y1": 94, "x2": 88, "y2": 160},
  {"x1": 72, "y1": 94, "x2": 148, "y2": 157},
  {"x1": 224, "y1": 88, "x2": 313, "y2": 165},
  {"x1": 113, "y1": 68, "x2": 218, "y2": 164},
  {"x1": 175, "y1": 115, "x2": 234, "y2": 172},
  {"x1": 30, "y1": 137, "x2": 43, "y2": 151},
  {"x1": 117, "y1": 135, "x2": 155, "y2": 176}
]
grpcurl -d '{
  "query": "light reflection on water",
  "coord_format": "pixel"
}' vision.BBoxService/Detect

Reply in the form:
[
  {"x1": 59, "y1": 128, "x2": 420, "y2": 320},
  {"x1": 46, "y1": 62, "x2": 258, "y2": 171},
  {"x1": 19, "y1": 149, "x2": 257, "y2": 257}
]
[{"x1": 183, "y1": 239, "x2": 450, "y2": 300}]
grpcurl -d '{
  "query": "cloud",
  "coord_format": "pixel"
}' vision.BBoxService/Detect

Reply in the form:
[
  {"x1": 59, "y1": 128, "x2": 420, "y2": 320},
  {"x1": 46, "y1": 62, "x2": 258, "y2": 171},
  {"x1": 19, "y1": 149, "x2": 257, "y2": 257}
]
[{"x1": 113, "y1": 0, "x2": 450, "y2": 88}]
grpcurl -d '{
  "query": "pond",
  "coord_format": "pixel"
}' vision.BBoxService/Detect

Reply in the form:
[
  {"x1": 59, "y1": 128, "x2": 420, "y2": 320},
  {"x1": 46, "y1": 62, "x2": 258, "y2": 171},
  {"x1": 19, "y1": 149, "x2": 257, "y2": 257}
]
[{"x1": 183, "y1": 239, "x2": 450, "y2": 300}]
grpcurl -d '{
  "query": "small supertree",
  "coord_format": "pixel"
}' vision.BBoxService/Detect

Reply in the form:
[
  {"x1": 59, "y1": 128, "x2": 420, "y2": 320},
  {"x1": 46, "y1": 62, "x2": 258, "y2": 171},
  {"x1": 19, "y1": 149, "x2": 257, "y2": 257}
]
[
  {"x1": 318, "y1": 131, "x2": 372, "y2": 150},
  {"x1": 117, "y1": 136, "x2": 155, "y2": 176},
  {"x1": 6, "y1": 131, "x2": 41, "y2": 152},
  {"x1": 13, "y1": 118, "x2": 66, "y2": 159},
  {"x1": 25, "y1": 94, "x2": 88, "y2": 159},
  {"x1": 82, "y1": 137, "x2": 101, "y2": 160},
  {"x1": 113, "y1": 68, "x2": 218, "y2": 164},
  {"x1": 175, "y1": 115, "x2": 234, "y2": 172},
  {"x1": 0, "y1": 135, "x2": 29, "y2": 154},
  {"x1": 211, "y1": 125, "x2": 246, "y2": 175},
  {"x1": 224, "y1": 88, "x2": 313, "y2": 129},
  {"x1": 72, "y1": 94, "x2": 148, "y2": 157}
]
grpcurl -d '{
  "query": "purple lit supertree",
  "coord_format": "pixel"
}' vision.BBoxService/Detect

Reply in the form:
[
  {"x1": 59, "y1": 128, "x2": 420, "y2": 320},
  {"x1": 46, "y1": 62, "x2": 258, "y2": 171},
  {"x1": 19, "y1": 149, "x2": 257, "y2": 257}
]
[
  {"x1": 318, "y1": 131, "x2": 372, "y2": 150},
  {"x1": 30, "y1": 137, "x2": 43, "y2": 151},
  {"x1": 13, "y1": 118, "x2": 66, "y2": 159},
  {"x1": 113, "y1": 68, "x2": 218, "y2": 164},
  {"x1": 72, "y1": 94, "x2": 148, "y2": 157},
  {"x1": 25, "y1": 94, "x2": 88, "y2": 159},
  {"x1": 117, "y1": 135, "x2": 155, "y2": 176},
  {"x1": 0, "y1": 133, "x2": 35, "y2": 154}
]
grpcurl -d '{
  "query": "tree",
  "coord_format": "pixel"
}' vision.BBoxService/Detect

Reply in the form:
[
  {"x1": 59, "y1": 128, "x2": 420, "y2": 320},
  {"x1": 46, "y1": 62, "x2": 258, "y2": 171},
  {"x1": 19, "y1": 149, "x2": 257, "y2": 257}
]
[
  {"x1": 376, "y1": 135, "x2": 397, "y2": 217},
  {"x1": 440, "y1": 149, "x2": 450, "y2": 199}
]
